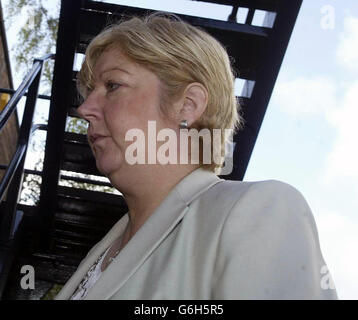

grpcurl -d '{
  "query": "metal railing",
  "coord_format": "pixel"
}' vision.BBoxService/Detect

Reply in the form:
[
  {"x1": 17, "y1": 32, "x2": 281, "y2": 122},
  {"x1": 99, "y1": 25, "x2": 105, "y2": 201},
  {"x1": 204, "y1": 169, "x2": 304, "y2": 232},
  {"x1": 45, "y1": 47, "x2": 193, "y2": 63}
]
[
  {"x1": 0, "y1": 164, "x2": 113, "y2": 188},
  {"x1": 0, "y1": 53, "x2": 55, "y2": 243},
  {"x1": 0, "y1": 88, "x2": 51, "y2": 102}
]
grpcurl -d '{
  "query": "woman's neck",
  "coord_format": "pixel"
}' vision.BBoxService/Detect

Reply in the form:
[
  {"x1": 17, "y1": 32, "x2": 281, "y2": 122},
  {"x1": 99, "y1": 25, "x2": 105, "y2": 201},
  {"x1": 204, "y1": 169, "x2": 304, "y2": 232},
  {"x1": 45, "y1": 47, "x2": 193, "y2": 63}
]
[{"x1": 109, "y1": 164, "x2": 200, "y2": 241}]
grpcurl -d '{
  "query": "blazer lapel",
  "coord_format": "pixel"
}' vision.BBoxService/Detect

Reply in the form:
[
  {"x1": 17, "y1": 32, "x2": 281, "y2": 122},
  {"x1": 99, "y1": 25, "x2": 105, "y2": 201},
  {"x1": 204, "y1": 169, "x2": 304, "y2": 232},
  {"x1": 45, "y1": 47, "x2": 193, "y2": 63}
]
[{"x1": 59, "y1": 167, "x2": 223, "y2": 300}]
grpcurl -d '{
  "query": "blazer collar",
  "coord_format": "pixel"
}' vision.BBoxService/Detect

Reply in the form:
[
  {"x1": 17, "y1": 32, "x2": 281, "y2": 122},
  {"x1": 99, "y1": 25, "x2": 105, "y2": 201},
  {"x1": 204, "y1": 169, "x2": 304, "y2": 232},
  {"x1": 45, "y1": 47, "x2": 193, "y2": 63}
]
[{"x1": 58, "y1": 167, "x2": 223, "y2": 299}]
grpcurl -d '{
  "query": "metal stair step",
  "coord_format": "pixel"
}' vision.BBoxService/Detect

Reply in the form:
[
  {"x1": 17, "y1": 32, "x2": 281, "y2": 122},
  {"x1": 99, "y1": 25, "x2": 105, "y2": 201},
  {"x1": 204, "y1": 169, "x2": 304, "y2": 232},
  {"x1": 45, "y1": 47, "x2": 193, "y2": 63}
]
[
  {"x1": 2, "y1": 251, "x2": 79, "y2": 300},
  {"x1": 57, "y1": 185, "x2": 127, "y2": 208},
  {"x1": 77, "y1": 1, "x2": 269, "y2": 81},
  {"x1": 193, "y1": 0, "x2": 279, "y2": 11},
  {"x1": 62, "y1": 132, "x2": 102, "y2": 176}
]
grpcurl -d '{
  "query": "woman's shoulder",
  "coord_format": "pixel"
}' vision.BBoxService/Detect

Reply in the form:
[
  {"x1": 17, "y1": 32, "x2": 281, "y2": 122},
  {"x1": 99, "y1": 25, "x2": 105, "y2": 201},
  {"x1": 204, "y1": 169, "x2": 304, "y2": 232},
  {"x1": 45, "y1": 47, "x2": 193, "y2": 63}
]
[
  {"x1": 208, "y1": 177, "x2": 309, "y2": 214},
  {"x1": 202, "y1": 178, "x2": 316, "y2": 240},
  {"x1": 208, "y1": 179, "x2": 337, "y2": 299},
  {"x1": 214, "y1": 177, "x2": 305, "y2": 199}
]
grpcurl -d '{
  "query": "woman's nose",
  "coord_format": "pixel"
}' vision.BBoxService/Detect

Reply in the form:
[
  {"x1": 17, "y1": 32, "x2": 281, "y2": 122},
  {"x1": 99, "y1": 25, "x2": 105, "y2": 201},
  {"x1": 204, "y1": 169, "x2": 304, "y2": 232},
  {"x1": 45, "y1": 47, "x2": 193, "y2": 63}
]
[
  {"x1": 76, "y1": 99, "x2": 89, "y2": 120},
  {"x1": 76, "y1": 93, "x2": 100, "y2": 121}
]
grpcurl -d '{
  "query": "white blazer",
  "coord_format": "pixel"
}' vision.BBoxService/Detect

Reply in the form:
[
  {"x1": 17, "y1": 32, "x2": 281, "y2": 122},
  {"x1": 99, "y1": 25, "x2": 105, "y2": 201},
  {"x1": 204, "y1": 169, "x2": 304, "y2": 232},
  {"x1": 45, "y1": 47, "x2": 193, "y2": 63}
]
[{"x1": 55, "y1": 167, "x2": 338, "y2": 300}]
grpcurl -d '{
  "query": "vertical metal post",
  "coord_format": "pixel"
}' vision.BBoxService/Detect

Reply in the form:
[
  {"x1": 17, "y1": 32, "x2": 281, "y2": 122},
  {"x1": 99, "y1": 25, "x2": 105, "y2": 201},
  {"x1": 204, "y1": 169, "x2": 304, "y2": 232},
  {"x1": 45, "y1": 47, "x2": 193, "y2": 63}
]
[
  {"x1": 245, "y1": 8, "x2": 255, "y2": 25},
  {"x1": 223, "y1": 0, "x2": 303, "y2": 181},
  {"x1": 0, "y1": 61, "x2": 44, "y2": 299},
  {"x1": 37, "y1": 0, "x2": 82, "y2": 250},
  {"x1": 0, "y1": 64, "x2": 43, "y2": 244}
]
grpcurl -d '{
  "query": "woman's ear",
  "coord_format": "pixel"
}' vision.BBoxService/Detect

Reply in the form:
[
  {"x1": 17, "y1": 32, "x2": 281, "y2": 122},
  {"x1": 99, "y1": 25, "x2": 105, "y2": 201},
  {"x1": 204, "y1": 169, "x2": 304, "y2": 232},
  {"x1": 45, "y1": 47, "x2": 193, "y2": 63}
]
[{"x1": 178, "y1": 82, "x2": 208, "y2": 127}]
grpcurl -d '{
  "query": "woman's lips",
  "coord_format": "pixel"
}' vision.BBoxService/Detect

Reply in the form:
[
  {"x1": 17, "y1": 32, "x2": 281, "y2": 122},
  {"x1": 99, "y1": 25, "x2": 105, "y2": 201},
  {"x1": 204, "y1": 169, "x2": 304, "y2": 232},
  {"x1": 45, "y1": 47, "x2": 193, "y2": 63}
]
[{"x1": 89, "y1": 134, "x2": 108, "y2": 144}]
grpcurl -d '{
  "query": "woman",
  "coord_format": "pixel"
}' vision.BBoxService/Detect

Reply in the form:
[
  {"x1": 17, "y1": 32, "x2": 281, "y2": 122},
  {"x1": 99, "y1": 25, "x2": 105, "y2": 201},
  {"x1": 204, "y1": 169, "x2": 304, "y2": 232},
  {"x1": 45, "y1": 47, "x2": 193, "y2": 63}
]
[{"x1": 56, "y1": 12, "x2": 337, "y2": 300}]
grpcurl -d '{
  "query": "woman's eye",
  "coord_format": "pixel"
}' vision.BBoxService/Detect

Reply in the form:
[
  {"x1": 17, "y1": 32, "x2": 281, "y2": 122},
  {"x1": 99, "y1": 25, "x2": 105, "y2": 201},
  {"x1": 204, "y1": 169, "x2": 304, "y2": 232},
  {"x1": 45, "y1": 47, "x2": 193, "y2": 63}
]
[
  {"x1": 85, "y1": 86, "x2": 94, "y2": 96},
  {"x1": 106, "y1": 82, "x2": 121, "y2": 92}
]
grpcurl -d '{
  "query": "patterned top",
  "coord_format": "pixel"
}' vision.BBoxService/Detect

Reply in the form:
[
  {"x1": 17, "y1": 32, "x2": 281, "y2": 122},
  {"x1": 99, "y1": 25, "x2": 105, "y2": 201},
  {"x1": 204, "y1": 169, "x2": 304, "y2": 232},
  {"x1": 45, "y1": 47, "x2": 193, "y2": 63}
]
[{"x1": 70, "y1": 247, "x2": 110, "y2": 300}]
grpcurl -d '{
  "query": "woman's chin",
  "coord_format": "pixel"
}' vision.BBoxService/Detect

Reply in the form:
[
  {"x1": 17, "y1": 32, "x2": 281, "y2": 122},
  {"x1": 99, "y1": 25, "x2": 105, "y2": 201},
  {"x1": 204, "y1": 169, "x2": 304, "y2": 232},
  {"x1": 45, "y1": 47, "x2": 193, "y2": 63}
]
[
  {"x1": 95, "y1": 155, "x2": 129, "y2": 178},
  {"x1": 96, "y1": 159, "x2": 119, "y2": 177}
]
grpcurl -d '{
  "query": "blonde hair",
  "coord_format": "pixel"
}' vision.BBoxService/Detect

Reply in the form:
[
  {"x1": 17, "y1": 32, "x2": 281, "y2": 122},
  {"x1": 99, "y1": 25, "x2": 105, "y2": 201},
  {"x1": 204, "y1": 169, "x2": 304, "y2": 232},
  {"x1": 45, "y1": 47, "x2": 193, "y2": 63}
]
[{"x1": 78, "y1": 12, "x2": 245, "y2": 175}]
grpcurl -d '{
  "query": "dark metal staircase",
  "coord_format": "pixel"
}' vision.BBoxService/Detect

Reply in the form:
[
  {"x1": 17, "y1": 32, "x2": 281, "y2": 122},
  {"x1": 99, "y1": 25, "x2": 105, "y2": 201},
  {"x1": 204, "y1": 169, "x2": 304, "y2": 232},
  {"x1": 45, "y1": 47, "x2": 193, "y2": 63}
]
[{"x1": 0, "y1": 0, "x2": 302, "y2": 299}]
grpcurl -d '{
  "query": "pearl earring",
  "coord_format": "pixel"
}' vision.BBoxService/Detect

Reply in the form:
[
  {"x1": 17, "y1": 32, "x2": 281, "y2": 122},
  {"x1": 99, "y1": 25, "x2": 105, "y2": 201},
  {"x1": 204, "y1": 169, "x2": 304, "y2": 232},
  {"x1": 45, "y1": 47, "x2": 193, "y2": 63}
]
[{"x1": 179, "y1": 120, "x2": 188, "y2": 129}]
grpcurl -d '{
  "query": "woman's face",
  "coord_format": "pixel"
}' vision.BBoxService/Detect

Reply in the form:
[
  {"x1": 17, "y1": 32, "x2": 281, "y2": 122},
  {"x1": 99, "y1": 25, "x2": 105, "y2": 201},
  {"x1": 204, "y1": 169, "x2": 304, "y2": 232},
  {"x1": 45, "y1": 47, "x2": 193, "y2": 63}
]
[{"x1": 77, "y1": 47, "x2": 173, "y2": 177}]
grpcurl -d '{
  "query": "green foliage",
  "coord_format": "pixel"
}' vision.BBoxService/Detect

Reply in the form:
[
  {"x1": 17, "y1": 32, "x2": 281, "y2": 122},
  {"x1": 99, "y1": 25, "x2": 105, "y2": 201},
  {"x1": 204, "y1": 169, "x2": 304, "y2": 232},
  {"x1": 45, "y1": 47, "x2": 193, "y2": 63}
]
[
  {"x1": 4, "y1": 0, "x2": 87, "y2": 134},
  {"x1": 66, "y1": 116, "x2": 89, "y2": 135},
  {"x1": 20, "y1": 172, "x2": 42, "y2": 205},
  {"x1": 5, "y1": 0, "x2": 60, "y2": 94},
  {"x1": 41, "y1": 283, "x2": 64, "y2": 300},
  {"x1": 4, "y1": 0, "x2": 116, "y2": 204}
]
